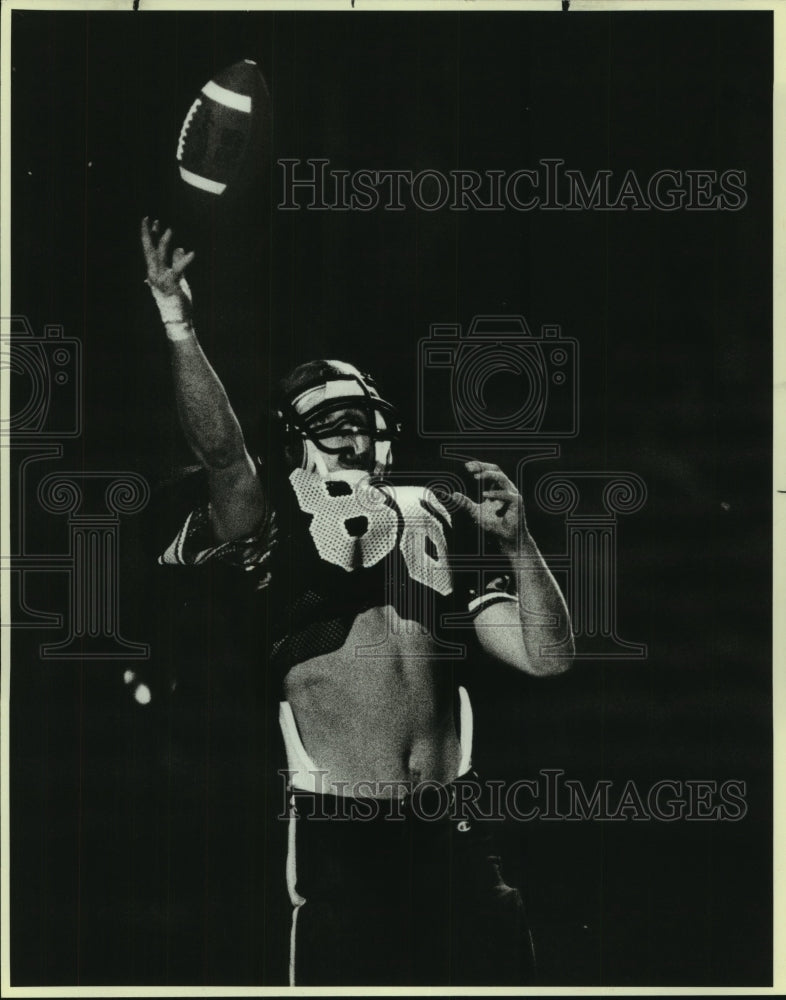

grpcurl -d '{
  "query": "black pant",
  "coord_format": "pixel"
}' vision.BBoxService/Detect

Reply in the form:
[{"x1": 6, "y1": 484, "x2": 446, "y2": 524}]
[{"x1": 287, "y1": 779, "x2": 535, "y2": 986}]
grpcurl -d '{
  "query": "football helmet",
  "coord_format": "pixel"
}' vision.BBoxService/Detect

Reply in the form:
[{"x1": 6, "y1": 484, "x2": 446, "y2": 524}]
[{"x1": 276, "y1": 360, "x2": 400, "y2": 477}]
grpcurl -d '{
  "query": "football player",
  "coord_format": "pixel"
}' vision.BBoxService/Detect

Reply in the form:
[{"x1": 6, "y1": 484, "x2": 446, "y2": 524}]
[{"x1": 141, "y1": 217, "x2": 574, "y2": 986}]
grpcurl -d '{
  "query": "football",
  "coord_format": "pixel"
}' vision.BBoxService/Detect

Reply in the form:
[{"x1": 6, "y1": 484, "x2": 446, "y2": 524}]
[{"x1": 176, "y1": 59, "x2": 271, "y2": 200}]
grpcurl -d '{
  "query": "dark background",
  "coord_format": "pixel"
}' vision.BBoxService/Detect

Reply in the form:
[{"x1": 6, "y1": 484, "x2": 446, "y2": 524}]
[{"x1": 8, "y1": 8, "x2": 772, "y2": 987}]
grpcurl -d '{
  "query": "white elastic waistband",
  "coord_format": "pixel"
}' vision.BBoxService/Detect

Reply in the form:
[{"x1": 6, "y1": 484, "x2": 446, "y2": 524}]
[{"x1": 279, "y1": 685, "x2": 474, "y2": 794}]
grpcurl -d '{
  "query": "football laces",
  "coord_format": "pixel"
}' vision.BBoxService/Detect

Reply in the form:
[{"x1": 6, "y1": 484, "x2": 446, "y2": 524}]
[{"x1": 176, "y1": 96, "x2": 203, "y2": 162}]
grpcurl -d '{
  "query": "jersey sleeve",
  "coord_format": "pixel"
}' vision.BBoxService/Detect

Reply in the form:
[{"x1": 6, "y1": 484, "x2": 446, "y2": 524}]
[
  {"x1": 158, "y1": 504, "x2": 276, "y2": 586},
  {"x1": 465, "y1": 571, "x2": 519, "y2": 619}
]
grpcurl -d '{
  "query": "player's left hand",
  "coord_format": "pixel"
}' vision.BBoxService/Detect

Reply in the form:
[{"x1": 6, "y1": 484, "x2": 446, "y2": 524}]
[{"x1": 452, "y1": 460, "x2": 528, "y2": 552}]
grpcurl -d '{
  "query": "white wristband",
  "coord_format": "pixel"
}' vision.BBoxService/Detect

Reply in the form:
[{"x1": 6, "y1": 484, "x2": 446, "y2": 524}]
[
  {"x1": 147, "y1": 278, "x2": 193, "y2": 324},
  {"x1": 164, "y1": 320, "x2": 195, "y2": 343}
]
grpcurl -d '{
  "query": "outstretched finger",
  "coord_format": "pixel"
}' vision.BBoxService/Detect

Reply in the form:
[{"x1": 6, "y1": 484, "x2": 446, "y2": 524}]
[
  {"x1": 451, "y1": 491, "x2": 481, "y2": 517},
  {"x1": 158, "y1": 227, "x2": 173, "y2": 262},
  {"x1": 140, "y1": 217, "x2": 154, "y2": 258},
  {"x1": 465, "y1": 460, "x2": 501, "y2": 473},
  {"x1": 481, "y1": 489, "x2": 517, "y2": 501},
  {"x1": 172, "y1": 248, "x2": 196, "y2": 275},
  {"x1": 473, "y1": 467, "x2": 515, "y2": 489}
]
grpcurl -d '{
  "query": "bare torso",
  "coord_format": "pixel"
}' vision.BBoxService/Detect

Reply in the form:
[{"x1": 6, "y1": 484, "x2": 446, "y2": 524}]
[{"x1": 283, "y1": 605, "x2": 462, "y2": 795}]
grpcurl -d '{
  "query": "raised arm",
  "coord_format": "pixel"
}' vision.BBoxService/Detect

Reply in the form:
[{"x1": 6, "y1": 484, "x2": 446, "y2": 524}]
[{"x1": 141, "y1": 217, "x2": 266, "y2": 543}]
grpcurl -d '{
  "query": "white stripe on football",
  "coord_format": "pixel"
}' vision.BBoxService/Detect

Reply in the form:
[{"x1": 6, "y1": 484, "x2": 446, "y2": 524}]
[
  {"x1": 177, "y1": 166, "x2": 227, "y2": 195},
  {"x1": 201, "y1": 79, "x2": 252, "y2": 114}
]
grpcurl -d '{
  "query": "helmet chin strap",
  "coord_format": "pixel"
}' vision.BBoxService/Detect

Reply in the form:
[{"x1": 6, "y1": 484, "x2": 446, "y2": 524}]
[{"x1": 372, "y1": 407, "x2": 393, "y2": 473}]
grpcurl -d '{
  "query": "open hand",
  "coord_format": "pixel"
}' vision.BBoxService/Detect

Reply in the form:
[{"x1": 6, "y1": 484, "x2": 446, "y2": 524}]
[
  {"x1": 452, "y1": 460, "x2": 528, "y2": 552},
  {"x1": 140, "y1": 217, "x2": 195, "y2": 297}
]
